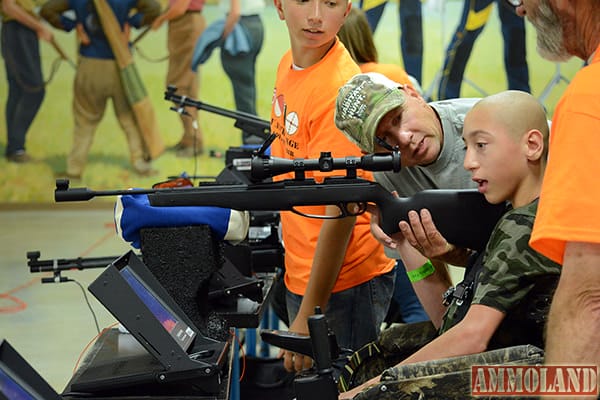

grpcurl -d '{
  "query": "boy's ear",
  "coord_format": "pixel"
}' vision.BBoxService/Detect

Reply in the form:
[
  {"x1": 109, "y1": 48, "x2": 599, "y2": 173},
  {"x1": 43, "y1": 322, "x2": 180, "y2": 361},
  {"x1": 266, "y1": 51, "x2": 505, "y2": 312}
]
[
  {"x1": 274, "y1": 0, "x2": 285, "y2": 19},
  {"x1": 344, "y1": 1, "x2": 352, "y2": 17},
  {"x1": 525, "y1": 129, "x2": 544, "y2": 161}
]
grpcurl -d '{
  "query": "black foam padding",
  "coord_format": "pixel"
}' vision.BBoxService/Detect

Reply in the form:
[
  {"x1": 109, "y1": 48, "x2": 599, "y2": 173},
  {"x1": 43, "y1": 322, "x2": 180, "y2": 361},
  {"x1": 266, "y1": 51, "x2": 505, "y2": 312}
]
[{"x1": 139, "y1": 225, "x2": 225, "y2": 339}]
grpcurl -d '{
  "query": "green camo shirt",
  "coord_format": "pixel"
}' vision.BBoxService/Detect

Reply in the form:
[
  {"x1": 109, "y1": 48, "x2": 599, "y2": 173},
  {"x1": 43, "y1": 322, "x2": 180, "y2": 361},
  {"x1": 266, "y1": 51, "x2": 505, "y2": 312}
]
[{"x1": 439, "y1": 199, "x2": 561, "y2": 349}]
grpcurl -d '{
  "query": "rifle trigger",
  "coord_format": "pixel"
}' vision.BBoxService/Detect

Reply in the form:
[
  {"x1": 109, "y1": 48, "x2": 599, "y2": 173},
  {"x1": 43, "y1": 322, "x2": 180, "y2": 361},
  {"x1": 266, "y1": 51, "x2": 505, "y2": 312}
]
[{"x1": 352, "y1": 202, "x2": 367, "y2": 216}]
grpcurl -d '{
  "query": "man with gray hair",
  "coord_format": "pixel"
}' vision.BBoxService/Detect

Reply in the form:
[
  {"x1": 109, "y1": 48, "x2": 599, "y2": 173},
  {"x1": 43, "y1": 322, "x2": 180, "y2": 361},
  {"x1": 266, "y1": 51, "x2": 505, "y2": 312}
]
[
  {"x1": 514, "y1": 0, "x2": 600, "y2": 380},
  {"x1": 335, "y1": 72, "x2": 477, "y2": 265}
]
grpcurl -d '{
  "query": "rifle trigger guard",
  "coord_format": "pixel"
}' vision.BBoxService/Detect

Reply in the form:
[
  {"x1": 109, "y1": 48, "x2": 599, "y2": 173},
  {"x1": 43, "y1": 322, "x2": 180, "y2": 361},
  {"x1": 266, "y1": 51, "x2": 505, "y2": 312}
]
[{"x1": 345, "y1": 202, "x2": 367, "y2": 216}]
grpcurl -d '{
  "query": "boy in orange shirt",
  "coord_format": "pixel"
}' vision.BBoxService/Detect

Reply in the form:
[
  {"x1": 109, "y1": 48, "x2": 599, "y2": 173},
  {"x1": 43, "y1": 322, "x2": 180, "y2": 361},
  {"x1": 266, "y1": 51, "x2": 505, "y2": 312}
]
[{"x1": 271, "y1": 0, "x2": 395, "y2": 372}]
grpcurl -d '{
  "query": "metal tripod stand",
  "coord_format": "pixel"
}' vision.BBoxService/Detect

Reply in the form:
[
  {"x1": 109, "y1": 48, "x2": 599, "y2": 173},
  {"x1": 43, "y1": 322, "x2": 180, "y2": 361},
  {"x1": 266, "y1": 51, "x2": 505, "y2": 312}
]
[{"x1": 538, "y1": 63, "x2": 571, "y2": 107}]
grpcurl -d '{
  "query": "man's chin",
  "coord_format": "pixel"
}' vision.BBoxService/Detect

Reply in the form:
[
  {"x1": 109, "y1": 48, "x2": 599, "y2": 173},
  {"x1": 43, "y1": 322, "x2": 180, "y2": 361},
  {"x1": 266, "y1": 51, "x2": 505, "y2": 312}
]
[{"x1": 537, "y1": 45, "x2": 572, "y2": 63}]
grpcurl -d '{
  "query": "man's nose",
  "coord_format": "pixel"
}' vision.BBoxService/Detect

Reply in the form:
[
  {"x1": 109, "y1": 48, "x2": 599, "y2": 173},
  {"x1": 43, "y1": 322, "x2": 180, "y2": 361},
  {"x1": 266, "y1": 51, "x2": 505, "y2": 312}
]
[{"x1": 396, "y1": 129, "x2": 414, "y2": 148}]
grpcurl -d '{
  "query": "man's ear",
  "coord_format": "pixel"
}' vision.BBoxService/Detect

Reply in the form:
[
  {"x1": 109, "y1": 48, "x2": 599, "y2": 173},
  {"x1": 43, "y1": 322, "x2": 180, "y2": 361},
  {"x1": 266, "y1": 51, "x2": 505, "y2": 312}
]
[
  {"x1": 525, "y1": 129, "x2": 544, "y2": 161},
  {"x1": 403, "y1": 84, "x2": 423, "y2": 100}
]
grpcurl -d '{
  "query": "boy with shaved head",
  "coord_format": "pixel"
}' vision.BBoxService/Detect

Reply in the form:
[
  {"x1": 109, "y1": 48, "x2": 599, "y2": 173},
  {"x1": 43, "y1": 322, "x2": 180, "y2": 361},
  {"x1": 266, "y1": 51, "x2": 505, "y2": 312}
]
[{"x1": 339, "y1": 90, "x2": 561, "y2": 399}]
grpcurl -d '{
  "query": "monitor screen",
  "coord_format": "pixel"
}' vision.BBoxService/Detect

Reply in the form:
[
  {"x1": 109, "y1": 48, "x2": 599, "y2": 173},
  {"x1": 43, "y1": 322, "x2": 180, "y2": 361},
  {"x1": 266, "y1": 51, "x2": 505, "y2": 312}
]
[
  {"x1": 0, "y1": 341, "x2": 60, "y2": 400},
  {"x1": 120, "y1": 266, "x2": 196, "y2": 351},
  {"x1": 0, "y1": 368, "x2": 38, "y2": 400}
]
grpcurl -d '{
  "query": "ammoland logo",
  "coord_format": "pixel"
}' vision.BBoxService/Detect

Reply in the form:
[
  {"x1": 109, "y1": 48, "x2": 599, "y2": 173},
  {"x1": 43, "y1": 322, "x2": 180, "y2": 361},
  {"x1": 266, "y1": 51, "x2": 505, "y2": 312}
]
[{"x1": 471, "y1": 365, "x2": 598, "y2": 396}]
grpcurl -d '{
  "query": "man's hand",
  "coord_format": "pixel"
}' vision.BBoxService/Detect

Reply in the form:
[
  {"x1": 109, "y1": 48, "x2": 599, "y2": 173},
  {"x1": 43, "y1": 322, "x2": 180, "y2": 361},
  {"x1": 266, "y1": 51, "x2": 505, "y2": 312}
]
[
  {"x1": 280, "y1": 317, "x2": 313, "y2": 372},
  {"x1": 399, "y1": 209, "x2": 453, "y2": 259}
]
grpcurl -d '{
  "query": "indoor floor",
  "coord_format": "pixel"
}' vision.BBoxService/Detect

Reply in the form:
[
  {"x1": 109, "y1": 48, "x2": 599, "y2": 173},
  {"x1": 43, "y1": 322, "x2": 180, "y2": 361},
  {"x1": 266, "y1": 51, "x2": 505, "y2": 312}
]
[{"x1": 1, "y1": 203, "x2": 145, "y2": 393}]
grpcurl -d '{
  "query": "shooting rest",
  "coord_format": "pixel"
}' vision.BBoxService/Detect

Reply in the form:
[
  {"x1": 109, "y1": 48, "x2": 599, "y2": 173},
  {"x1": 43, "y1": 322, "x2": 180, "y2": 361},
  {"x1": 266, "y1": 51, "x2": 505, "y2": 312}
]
[{"x1": 139, "y1": 225, "x2": 277, "y2": 332}]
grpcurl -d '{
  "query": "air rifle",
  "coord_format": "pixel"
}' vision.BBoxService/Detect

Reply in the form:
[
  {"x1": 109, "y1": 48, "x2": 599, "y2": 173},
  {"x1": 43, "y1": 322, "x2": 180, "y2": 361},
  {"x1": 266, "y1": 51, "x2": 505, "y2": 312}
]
[
  {"x1": 165, "y1": 85, "x2": 270, "y2": 141},
  {"x1": 26, "y1": 250, "x2": 122, "y2": 284},
  {"x1": 54, "y1": 151, "x2": 506, "y2": 251}
]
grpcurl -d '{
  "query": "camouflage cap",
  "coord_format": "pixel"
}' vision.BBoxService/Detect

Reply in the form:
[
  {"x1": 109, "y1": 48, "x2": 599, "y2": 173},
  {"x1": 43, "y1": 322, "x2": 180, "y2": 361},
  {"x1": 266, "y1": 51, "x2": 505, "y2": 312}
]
[{"x1": 335, "y1": 72, "x2": 407, "y2": 153}]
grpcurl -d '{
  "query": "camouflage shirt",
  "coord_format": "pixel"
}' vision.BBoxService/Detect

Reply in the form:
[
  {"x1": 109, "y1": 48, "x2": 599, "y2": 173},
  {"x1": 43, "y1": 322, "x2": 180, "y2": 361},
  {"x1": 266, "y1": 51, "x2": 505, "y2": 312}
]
[{"x1": 439, "y1": 199, "x2": 561, "y2": 349}]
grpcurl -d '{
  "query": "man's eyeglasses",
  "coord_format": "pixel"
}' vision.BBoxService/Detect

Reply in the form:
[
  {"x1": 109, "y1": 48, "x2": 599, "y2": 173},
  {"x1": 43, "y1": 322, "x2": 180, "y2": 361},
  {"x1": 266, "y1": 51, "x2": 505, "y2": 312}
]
[{"x1": 374, "y1": 136, "x2": 399, "y2": 152}]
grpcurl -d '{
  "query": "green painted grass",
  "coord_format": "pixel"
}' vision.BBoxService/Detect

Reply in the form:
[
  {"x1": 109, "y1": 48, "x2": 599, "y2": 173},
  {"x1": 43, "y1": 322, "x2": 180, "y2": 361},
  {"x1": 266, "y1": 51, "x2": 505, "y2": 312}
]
[{"x1": 0, "y1": 3, "x2": 583, "y2": 203}]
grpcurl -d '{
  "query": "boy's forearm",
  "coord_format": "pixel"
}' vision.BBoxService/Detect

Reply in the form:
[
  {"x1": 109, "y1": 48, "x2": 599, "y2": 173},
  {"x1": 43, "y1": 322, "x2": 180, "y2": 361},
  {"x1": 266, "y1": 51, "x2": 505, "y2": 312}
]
[
  {"x1": 397, "y1": 241, "x2": 450, "y2": 328},
  {"x1": 297, "y1": 213, "x2": 355, "y2": 325},
  {"x1": 399, "y1": 304, "x2": 501, "y2": 365},
  {"x1": 398, "y1": 326, "x2": 475, "y2": 365}
]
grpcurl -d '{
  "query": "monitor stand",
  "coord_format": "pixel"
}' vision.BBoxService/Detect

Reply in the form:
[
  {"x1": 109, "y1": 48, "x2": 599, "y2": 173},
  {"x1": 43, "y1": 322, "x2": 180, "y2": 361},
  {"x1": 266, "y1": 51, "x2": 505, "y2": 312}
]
[{"x1": 62, "y1": 328, "x2": 232, "y2": 400}]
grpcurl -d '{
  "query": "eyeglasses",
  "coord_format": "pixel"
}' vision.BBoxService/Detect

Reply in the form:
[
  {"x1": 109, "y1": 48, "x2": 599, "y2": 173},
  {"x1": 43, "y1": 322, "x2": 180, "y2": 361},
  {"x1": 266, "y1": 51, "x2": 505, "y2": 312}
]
[{"x1": 374, "y1": 135, "x2": 399, "y2": 152}]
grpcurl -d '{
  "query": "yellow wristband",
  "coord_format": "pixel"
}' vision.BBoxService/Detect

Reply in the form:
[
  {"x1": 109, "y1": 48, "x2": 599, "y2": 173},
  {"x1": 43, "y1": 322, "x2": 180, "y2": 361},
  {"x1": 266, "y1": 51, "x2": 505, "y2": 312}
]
[{"x1": 407, "y1": 260, "x2": 435, "y2": 283}]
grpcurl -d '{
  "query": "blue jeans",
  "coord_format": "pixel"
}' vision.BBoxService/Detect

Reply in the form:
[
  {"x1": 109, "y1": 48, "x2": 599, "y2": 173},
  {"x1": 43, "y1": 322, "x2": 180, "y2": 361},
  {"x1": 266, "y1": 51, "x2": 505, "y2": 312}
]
[
  {"x1": 1, "y1": 22, "x2": 45, "y2": 156},
  {"x1": 438, "y1": 0, "x2": 530, "y2": 99},
  {"x1": 359, "y1": 0, "x2": 423, "y2": 84},
  {"x1": 286, "y1": 269, "x2": 395, "y2": 352},
  {"x1": 220, "y1": 14, "x2": 264, "y2": 145}
]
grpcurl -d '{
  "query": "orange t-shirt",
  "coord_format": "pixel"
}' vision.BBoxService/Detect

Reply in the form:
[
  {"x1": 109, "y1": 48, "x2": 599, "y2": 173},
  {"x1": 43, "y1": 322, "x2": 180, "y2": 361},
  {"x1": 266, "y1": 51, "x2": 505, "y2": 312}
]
[
  {"x1": 530, "y1": 44, "x2": 600, "y2": 264},
  {"x1": 270, "y1": 39, "x2": 394, "y2": 295},
  {"x1": 360, "y1": 61, "x2": 412, "y2": 87}
]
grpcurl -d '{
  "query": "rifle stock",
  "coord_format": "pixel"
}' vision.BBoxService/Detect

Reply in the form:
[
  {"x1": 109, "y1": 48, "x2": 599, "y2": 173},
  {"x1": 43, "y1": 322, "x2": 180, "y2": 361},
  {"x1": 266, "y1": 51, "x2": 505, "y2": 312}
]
[{"x1": 55, "y1": 178, "x2": 505, "y2": 251}]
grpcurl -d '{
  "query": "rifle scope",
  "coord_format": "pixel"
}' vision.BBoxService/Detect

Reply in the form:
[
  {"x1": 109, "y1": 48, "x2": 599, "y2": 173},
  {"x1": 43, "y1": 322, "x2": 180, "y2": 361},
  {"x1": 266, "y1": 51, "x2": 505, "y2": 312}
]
[{"x1": 250, "y1": 151, "x2": 401, "y2": 180}]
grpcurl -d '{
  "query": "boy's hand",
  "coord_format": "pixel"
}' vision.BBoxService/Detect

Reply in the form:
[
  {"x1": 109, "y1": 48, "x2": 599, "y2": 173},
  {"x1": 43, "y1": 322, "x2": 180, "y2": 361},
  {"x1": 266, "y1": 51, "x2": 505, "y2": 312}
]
[{"x1": 280, "y1": 317, "x2": 313, "y2": 372}]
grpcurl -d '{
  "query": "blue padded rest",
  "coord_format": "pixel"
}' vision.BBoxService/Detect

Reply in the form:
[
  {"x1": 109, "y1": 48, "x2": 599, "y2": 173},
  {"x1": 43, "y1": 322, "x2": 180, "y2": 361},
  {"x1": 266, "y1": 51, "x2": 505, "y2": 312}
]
[{"x1": 115, "y1": 194, "x2": 249, "y2": 249}]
